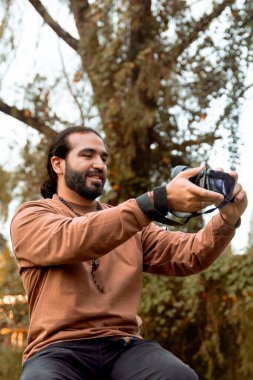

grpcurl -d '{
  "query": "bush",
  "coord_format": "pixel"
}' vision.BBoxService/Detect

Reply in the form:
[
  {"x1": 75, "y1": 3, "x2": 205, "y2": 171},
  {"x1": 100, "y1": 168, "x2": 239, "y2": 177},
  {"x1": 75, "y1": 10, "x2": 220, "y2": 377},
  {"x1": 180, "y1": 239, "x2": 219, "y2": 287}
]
[
  {"x1": 139, "y1": 250, "x2": 253, "y2": 380},
  {"x1": 0, "y1": 346, "x2": 23, "y2": 380}
]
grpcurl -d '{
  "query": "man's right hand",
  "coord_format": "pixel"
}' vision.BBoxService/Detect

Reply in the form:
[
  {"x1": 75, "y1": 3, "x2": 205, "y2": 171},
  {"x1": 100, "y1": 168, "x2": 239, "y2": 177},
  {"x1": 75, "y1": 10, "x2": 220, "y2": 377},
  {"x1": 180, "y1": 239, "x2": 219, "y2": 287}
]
[{"x1": 165, "y1": 166, "x2": 224, "y2": 213}]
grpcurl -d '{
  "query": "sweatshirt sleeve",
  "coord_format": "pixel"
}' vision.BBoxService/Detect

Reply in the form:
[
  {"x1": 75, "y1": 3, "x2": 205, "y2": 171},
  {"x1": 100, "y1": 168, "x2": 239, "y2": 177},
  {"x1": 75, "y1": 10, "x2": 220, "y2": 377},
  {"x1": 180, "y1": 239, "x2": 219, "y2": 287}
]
[
  {"x1": 10, "y1": 199, "x2": 150, "y2": 268},
  {"x1": 141, "y1": 213, "x2": 236, "y2": 276}
]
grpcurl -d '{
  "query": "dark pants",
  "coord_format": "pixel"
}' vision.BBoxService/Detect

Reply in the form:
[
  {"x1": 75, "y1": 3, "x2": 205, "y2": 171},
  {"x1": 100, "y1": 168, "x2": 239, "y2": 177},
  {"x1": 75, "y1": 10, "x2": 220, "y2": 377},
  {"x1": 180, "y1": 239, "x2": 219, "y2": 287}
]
[{"x1": 20, "y1": 338, "x2": 198, "y2": 380}]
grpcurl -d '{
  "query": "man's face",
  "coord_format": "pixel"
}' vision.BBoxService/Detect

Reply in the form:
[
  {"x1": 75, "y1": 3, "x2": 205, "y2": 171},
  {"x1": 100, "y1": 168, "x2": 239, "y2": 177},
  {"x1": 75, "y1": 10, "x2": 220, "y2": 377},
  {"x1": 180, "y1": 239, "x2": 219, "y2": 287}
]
[{"x1": 64, "y1": 132, "x2": 108, "y2": 200}]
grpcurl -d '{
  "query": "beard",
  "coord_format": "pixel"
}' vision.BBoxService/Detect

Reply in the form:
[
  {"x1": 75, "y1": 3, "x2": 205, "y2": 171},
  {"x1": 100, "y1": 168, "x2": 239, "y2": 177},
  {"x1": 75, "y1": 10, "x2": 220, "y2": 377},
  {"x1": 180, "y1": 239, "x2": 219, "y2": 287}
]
[{"x1": 64, "y1": 161, "x2": 106, "y2": 200}]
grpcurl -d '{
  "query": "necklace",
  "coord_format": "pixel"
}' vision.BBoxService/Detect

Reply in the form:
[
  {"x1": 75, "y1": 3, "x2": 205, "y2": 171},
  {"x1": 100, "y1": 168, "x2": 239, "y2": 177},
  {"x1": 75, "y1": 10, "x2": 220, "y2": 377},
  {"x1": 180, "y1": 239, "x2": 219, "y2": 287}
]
[{"x1": 57, "y1": 195, "x2": 104, "y2": 293}]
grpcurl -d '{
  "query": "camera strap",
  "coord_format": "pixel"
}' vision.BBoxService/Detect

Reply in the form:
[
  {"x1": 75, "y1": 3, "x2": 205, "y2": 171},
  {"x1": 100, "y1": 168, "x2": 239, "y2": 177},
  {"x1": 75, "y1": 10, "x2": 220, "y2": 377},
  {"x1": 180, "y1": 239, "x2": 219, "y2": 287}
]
[
  {"x1": 169, "y1": 207, "x2": 217, "y2": 225},
  {"x1": 136, "y1": 189, "x2": 186, "y2": 226}
]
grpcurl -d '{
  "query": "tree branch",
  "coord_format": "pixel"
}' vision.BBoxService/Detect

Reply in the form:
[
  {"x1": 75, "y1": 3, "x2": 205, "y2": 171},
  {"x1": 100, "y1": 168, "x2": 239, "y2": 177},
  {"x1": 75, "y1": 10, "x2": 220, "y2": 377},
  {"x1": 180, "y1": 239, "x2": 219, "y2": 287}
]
[
  {"x1": 0, "y1": 99, "x2": 57, "y2": 138},
  {"x1": 128, "y1": 0, "x2": 152, "y2": 60},
  {"x1": 173, "y1": 0, "x2": 236, "y2": 60},
  {"x1": 70, "y1": 0, "x2": 100, "y2": 65},
  {"x1": 70, "y1": 0, "x2": 90, "y2": 34},
  {"x1": 238, "y1": 83, "x2": 253, "y2": 99},
  {"x1": 171, "y1": 134, "x2": 221, "y2": 151},
  {"x1": 27, "y1": 0, "x2": 79, "y2": 51}
]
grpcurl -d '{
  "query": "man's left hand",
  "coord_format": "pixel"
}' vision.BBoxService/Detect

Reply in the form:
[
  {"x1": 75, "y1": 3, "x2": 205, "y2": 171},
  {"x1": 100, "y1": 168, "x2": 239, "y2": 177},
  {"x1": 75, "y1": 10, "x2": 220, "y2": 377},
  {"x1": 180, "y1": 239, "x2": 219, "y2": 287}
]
[{"x1": 217, "y1": 171, "x2": 248, "y2": 227}]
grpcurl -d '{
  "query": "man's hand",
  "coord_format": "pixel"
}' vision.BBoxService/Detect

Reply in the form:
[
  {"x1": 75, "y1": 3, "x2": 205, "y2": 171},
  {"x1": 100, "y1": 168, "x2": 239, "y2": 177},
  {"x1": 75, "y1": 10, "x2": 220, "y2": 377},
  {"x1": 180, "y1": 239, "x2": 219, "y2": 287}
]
[
  {"x1": 165, "y1": 166, "x2": 247, "y2": 227},
  {"x1": 165, "y1": 166, "x2": 224, "y2": 212},
  {"x1": 218, "y1": 171, "x2": 248, "y2": 227}
]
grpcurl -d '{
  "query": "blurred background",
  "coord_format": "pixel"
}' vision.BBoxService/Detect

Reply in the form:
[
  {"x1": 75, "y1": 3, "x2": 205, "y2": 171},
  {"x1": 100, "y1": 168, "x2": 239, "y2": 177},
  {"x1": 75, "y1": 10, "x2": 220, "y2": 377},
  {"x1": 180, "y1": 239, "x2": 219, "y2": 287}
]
[{"x1": 0, "y1": 1, "x2": 253, "y2": 379}]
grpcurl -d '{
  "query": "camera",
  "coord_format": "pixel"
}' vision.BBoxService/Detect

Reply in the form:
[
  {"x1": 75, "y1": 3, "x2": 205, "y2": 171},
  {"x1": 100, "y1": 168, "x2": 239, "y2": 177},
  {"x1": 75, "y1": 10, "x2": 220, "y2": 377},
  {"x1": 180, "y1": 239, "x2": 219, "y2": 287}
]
[{"x1": 170, "y1": 165, "x2": 235, "y2": 206}]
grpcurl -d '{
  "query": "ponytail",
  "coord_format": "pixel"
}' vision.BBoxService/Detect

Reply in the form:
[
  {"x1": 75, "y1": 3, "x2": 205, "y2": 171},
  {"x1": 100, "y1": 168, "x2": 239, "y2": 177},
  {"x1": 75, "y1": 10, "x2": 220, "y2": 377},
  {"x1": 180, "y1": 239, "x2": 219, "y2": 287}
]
[{"x1": 40, "y1": 178, "x2": 57, "y2": 199}]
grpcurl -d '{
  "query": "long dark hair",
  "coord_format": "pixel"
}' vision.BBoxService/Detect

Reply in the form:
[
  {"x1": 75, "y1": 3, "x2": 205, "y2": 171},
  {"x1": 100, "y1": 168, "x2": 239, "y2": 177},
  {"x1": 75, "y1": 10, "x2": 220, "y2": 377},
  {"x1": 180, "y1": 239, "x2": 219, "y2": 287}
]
[{"x1": 40, "y1": 127, "x2": 102, "y2": 198}]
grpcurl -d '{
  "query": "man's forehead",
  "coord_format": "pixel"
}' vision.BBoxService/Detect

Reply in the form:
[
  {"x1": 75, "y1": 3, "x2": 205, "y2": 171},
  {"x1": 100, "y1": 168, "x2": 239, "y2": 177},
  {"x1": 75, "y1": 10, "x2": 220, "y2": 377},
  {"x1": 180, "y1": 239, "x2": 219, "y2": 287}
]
[{"x1": 68, "y1": 132, "x2": 106, "y2": 152}]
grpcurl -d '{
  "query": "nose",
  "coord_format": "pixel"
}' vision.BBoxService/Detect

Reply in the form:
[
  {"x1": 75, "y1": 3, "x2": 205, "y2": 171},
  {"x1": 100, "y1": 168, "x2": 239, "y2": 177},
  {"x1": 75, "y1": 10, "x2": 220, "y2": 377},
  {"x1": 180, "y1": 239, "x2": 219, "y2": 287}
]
[{"x1": 92, "y1": 155, "x2": 106, "y2": 171}]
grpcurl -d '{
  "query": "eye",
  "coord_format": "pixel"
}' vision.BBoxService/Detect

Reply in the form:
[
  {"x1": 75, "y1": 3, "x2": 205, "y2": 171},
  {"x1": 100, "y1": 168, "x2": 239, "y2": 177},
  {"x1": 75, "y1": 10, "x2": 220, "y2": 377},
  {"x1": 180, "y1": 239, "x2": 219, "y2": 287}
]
[{"x1": 101, "y1": 155, "x2": 108, "y2": 163}]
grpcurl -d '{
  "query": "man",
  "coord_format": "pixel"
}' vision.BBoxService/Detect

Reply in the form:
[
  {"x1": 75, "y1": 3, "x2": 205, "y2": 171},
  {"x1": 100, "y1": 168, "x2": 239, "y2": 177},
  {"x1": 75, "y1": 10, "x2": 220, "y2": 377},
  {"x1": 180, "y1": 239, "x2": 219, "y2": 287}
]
[{"x1": 11, "y1": 126, "x2": 247, "y2": 380}]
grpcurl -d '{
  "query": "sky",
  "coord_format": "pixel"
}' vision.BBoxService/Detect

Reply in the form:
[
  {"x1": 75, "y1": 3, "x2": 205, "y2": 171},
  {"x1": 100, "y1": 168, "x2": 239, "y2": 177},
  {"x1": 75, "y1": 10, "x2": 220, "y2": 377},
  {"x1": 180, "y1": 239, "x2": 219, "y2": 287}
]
[{"x1": 0, "y1": 0, "x2": 252, "y2": 253}]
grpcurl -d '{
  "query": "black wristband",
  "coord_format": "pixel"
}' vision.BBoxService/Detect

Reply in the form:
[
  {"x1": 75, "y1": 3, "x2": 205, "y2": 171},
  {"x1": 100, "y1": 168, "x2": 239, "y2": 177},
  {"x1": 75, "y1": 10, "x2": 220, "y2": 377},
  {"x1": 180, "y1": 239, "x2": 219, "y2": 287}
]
[
  {"x1": 136, "y1": 193, "x2": 184, "y2": 226},
  {"x1": 153, "y1": 186, "x2": 168, "y2": 216}
]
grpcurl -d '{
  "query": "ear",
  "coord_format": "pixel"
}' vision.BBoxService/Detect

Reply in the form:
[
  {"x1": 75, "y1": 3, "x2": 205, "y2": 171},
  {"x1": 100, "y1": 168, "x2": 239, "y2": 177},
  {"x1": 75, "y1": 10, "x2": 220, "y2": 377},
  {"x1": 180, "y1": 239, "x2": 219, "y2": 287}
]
[{"x1": 51, "y1": 156, "x2": 65, "y2": 175}]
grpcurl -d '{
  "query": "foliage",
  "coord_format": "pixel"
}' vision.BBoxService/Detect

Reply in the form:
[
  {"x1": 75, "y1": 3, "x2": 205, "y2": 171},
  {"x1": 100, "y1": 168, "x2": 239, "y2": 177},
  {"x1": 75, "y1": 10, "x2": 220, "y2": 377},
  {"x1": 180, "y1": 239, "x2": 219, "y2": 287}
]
[
  {"x1": 0, "y1": 236, "x2": 28, "y2": 343},
  {"x1": 139, "y1": 246, "x2": 253, "y2": 380},
  {"x1": 0, "y1": 347, "x2": 22, "y2": 380},
  {"x1": 0, "y1": 234, "x2": 27, "y2": 331},
  {"x1": 0, "y1": 235, "x2": 27, "y2": 379},
  {"x1": 0, "y1": 166, "x2": 13, "y2": 221},
  {"x1": 0, "y1": 234, "x2": 24, "y2": 294},
  {"x1": 11, "y1": 136, "x2": 48, "y2": 203}
]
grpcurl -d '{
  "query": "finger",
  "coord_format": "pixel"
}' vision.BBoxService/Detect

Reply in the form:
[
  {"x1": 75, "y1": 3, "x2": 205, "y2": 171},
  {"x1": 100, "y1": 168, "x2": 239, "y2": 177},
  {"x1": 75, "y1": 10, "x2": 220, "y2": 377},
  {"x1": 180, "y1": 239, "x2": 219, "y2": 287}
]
[
  {"x1": 232, "y1": 191, "x2": 243, "y2": 203},
  {"x1": 190, "y1": 185, "x2": 224, "y2": 202},
  {"x1": 228, "y1": 170, "x2": 238, "y2": 183},
  {"x1": 179, "y1": 166, "x2": 205, "y2": 179},
  {"x1": 231, "y1": 183, "x2": 242, "y2": 200},
  {"x1": 234, "y1": 189, "x2": 247, "y2": 203}
]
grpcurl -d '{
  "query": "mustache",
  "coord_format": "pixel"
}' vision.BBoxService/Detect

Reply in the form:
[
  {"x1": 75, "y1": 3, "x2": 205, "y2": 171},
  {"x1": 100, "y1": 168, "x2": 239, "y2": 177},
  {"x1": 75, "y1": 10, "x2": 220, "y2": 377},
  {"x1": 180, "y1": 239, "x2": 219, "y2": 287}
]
[{"x1": 86, "y1": 169, "x2": 105, "y2": 180}]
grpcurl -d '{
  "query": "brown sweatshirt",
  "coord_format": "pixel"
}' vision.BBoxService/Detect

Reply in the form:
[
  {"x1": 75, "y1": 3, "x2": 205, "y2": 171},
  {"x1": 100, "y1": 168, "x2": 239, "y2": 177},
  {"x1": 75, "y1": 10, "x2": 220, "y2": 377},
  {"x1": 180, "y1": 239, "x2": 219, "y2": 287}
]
[{"x1": 11, "y1": 195, "x2": 236, "y2": 362}]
